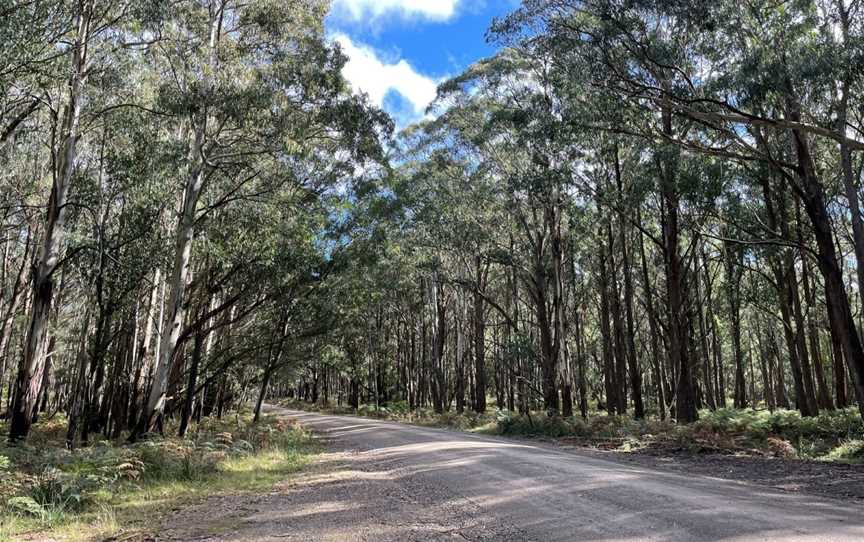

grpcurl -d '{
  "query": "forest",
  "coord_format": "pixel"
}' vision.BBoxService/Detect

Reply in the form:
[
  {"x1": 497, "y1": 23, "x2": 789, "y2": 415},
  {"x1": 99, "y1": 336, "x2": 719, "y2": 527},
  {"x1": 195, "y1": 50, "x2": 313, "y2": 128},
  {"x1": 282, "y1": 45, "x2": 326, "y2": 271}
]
[
  {"x1": 284, "y1": 0, "x2": 864, "y2": 427},
  {"x1": 1, "y1": 0, "x2": 864, "y2": 537}
]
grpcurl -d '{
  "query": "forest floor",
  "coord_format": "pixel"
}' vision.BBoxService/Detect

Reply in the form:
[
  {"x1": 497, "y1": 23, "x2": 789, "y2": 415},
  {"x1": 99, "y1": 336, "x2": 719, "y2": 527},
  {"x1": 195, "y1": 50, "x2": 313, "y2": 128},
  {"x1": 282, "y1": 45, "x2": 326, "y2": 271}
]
[
  {"x1": 0, "y1": 412, "x2": 318, "y2": 542},
  {"x1": 153, "y1": 405, "x2": 864, "y2": 541}
]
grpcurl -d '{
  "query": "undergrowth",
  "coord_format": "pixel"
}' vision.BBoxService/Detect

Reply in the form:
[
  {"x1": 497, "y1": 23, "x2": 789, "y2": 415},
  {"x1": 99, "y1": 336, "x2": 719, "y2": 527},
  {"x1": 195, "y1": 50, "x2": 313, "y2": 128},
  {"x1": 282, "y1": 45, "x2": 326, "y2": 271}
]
[
  {"x1": 282, "y1": 398, "x2": 864, "y2": 463},
  {"x1": 491, "y1": 407, "x2": 864, "y2": 460},
  {"x1": 0, "y1": 412, "x2": 316, "y2": 542}
]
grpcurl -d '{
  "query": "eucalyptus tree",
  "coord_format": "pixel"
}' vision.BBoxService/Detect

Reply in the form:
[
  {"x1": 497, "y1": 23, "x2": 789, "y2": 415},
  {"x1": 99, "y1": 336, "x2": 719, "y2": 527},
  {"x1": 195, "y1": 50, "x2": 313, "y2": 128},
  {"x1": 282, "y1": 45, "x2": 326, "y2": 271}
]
[
  {"x1": 0, "y1": 0, "x2": 390, "y2": 445},
  {"x1": 273, "y1": 0, "x2": 863, "y2": 423},
  {"x1": 134, "y1": 0, "x2": 388, "y2": 437},
  {"x1": 428, "y1": 49, "x2": 584, "y2": 414},
  {"x1": 64, "y1": 103, "x2": 170, "y2": 446},
  {"x1": 9, "y1": 0, "x2": 164, "y2": 441},
  {"x1": 396, "y1": 112, "x2": 512, "y2": 413},
  {"x1": 496, "y1": 0, "x2": 864, "y2": 419}
]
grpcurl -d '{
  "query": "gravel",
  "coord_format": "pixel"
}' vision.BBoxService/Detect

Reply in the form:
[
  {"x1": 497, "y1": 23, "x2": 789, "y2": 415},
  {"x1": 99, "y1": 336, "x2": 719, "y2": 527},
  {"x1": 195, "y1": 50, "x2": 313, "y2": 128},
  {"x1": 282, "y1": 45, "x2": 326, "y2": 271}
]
[{"x1": 155, "y1": 407, "x2": 864, "y2": 542}]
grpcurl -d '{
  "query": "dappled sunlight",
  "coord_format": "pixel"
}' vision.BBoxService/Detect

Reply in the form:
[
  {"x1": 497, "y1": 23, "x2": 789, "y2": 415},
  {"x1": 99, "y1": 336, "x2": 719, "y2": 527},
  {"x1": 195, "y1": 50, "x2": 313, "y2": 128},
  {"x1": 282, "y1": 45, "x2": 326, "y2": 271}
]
[{"x1": 261, "y1": 407, "x2": 864, "y2": 541}]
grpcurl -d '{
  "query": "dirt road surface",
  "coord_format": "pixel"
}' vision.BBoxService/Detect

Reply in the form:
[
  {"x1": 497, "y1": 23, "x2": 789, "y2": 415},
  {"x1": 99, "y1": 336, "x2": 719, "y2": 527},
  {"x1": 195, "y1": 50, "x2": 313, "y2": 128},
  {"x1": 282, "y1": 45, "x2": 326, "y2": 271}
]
[{"x1": 158, "y1": 406, "x2": 864, "y2": 541}]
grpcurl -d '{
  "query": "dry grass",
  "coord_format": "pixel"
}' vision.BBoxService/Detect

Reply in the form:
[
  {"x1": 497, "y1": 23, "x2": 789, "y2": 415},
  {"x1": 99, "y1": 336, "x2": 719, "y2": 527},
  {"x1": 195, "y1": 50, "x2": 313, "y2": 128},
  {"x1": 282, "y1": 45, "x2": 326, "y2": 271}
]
[{"x1": 0, "y1": 412, "x2": 318, "y2": 542}]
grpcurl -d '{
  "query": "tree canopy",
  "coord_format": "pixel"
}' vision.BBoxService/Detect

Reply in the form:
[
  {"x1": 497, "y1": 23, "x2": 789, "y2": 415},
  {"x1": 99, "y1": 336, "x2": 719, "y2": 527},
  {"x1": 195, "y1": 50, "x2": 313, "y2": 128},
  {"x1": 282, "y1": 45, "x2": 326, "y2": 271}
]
[{"x1": 1, "y1": 0, "x2": 864, "y2": 450}]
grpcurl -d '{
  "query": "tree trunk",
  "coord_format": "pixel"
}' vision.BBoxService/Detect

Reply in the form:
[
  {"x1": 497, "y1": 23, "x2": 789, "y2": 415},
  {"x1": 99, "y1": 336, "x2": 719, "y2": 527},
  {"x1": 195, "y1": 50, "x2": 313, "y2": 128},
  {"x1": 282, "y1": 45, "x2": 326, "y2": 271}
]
[
  {"x1": 789, "y1": 264, "x2": 819, "y2": 416},
  {"x1": 828, "y1": 299, "x2": 848, "y2": 408},
  {"x1": 254, "y1": 363, "x2": 274, "y2": 423},
  {"x1": 798, "y1": 226, "x2": 834, "y2": 411},
  {"x1": 614, "y1": 147, "x2": 644, "y2": 418},
  {"x1": 598, "y1": 233, "x2": 617, "y2": 414},
  {"x1": 755, "y1": 156, "x2": 812, "y2": 416},
  {"x1": 132, "y1": 3, "x2": 224, "y2": 440},
  {"x1": 785, "y1": 97, "x2": 864, "y2": 417},
  {"x1": 575, "y1": 311, "x2": 588, "y2": 419},
  {"x1": 9, "y1": 3, "x2": 92, "y2": 441},
  {"x1": 695, "y1": 251, "x2": 716, "y2": 410},
  {"x1": 65, "y1": 308, "x2": 91, "y2": 449},
  {"x1": 472, "y1": 257, "x2": 487, "y2": 413},
  {"x1": 178, "y1": 327, "x2": 203, "y2": 437},
  {"x1": 659, "y1": 105, "x2": 697, "y2": 423},
  {"x1": 607, "y1": 221, "x2": 628, "y2": 415},
  {"x1": 639, "y1": 214, "x2": 666, "y2": 419},
  {"x1": 723, "y1": 238, "x2": 747, "y2": 409}
]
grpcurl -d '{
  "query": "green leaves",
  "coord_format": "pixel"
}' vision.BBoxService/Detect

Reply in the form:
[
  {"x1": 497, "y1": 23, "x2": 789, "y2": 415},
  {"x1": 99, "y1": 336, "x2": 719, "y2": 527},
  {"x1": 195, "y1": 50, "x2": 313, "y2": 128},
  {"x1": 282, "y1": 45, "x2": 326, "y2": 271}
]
[{"x1": 6, "y1": 496, "x2": 44, "y2": 518}]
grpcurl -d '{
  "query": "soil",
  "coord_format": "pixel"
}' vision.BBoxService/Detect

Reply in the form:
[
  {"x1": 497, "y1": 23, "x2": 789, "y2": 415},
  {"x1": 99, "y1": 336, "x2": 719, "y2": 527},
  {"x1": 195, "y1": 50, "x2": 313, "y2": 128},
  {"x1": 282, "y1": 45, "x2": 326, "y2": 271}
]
[
  {"x1": 551, "y1": 441, "x2": 864, "y2": 501},
  {"x1": 146, "y1": 408, "x2": 864, "y2": 542},
  {"x1": 154, "y1": 446, "x2": 522, "y2": 541}
]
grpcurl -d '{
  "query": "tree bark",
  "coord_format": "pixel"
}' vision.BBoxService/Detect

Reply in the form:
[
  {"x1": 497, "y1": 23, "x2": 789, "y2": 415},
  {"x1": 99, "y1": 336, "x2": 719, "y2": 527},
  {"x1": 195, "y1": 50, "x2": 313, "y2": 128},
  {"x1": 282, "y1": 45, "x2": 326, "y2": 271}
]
[
  {"x1": 472, "y1": 278, "x2": 487, "y2": 413},
  {"x1": 638, "y1": 213, "x2": 666, "y2": 419},
  {"x1": 607, "y1": 220, "x2": 628, "y2": 415},
  {"x1": 785, "y1": 95, "x2": 864, "y2": 417},
  {"x1": 9, "y1": 2, "x2": 92, "y2": 441},
  {"x1": 723, "y1": 238, "x2": 747, "y2": 409},
  {"x1": 132, "y1": 2, "x2": 224, "y2": 439},
  {"x1": 659, "y1": 105, "x2": 697, "y2": 423},
  {"x1": 598, "y1": 231, "x2": 617, "y2": 414}
]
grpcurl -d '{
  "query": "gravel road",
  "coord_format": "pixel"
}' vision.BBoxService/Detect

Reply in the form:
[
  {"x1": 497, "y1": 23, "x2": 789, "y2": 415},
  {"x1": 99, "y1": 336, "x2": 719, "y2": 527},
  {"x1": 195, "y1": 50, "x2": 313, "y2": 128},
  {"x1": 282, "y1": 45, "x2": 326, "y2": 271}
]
[{"x1": 159, "y1": 406, "x2": 864, "y2": 541}]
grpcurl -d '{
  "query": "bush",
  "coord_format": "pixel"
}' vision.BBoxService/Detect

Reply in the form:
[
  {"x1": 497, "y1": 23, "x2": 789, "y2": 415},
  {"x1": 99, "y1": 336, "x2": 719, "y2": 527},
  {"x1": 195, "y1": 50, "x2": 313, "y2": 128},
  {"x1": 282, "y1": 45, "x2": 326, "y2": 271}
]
[
  {"x1": 689, "y1": 407, "x2": 864, "y2": 457},
  {"x1": 388, "y1": 401, "x2": 411, "y2": 414},
  {"x1": 0, "y1": 412, "x2": 313, "y2": 530},
  {"x1": 823, "y1": 439, "x2": 864, "y2": 463},
  {"x1": 496, "y1": 412, "x2": 576, "y2": 438}
]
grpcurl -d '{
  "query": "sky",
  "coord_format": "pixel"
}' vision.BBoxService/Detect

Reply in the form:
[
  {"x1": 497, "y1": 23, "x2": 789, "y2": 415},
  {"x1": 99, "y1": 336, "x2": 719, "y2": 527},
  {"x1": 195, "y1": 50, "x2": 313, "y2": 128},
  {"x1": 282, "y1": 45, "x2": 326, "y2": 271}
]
[{"x1": 326, "y1": 0, "x2": 518, "y2": 128}]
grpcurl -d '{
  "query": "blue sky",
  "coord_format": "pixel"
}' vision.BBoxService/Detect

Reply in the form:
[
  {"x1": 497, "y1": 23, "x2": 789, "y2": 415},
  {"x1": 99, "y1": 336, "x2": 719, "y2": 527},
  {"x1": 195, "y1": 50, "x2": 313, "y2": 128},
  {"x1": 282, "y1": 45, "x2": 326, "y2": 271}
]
[{"x1": 326, "y1": 1, "x2": 518, "y2": 128}]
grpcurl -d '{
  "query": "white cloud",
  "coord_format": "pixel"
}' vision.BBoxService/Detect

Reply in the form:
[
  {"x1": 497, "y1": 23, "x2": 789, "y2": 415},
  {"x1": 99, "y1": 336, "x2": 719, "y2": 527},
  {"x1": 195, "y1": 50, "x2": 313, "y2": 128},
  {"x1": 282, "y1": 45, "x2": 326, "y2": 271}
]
[
  {"x1": 331, "y1": 0, "x2": 461, "y2": 22},
  {"x1": 334, "y1": 34, "x2": 440, "y2": 125}
]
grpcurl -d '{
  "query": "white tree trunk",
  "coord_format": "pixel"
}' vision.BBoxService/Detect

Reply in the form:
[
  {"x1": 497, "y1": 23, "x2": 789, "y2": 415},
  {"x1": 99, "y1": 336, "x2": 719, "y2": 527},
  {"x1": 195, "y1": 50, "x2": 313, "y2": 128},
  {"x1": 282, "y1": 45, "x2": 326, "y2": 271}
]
[
  {"x1": 9, "y1": 2, "x2": 92, "y2": 440},
  {"x1": 136, "y1": 2, "x2": 223, "y2": 436}
]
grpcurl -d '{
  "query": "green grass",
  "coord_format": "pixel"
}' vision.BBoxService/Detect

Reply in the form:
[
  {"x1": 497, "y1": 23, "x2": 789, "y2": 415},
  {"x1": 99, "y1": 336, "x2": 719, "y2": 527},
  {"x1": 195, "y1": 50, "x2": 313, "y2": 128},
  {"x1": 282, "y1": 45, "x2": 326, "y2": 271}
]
[
  {"x1": 822, "y1": 439, "x2": 864, "y2": 463},
  {"x1": 0, "y1": 412, "x2": 318, "y2": 542}
]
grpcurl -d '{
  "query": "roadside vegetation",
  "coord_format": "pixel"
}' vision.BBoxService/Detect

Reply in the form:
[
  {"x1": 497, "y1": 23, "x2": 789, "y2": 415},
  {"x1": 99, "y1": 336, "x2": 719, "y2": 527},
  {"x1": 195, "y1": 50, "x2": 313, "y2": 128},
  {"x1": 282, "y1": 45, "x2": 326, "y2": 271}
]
[
  {"x1": 0, "y1": 413, "x2": 316, "y2": 542},
  {"x1": 281, "y1": 399, "x2": 864, "y2": 464}
]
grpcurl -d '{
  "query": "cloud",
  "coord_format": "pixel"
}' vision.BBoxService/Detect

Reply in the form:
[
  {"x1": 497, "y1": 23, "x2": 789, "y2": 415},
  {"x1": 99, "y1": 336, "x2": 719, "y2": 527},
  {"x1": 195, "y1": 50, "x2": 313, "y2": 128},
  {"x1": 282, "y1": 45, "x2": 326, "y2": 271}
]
[
  {"x1": 334, "y1": 34, "x2": 440, "y2": 126},
  {"x1": 330, "y1": 0, "x2": 461, "y2": 22}
]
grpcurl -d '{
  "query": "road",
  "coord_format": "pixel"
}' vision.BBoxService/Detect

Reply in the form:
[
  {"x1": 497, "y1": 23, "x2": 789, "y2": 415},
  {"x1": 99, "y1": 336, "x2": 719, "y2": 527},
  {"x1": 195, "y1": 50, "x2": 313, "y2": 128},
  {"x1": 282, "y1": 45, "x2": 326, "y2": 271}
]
[{"x1": 163, "y1": 406, "x2": 864, "y2": 541}]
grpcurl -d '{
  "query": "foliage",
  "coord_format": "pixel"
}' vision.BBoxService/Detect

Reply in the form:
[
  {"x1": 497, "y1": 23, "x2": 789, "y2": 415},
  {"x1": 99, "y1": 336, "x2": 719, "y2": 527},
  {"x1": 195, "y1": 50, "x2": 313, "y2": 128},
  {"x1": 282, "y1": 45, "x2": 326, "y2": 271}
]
[
  {"x1": 303, "y1": 398, "x2": 864, "y2": 463},
  {"x1": 0, "y1": 414, "x2": 316, "y2": 540},
  {"x1": 823, "y1": 440, "x2": 864, "y2": 464}
]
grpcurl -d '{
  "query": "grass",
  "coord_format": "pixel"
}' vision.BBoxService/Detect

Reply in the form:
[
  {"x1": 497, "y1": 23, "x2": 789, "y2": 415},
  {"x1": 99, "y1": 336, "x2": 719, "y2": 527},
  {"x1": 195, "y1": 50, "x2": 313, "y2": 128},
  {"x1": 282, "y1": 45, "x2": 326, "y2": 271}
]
[
  {"x1": 823, "y1": 439, "x2": 864, "y2": 463},
  {"x1": 0, "y1": 411, "x2": 318, "y2": 542},
  {"x1": 281, "y1": 398, "x2": 864, "y2": 462}
]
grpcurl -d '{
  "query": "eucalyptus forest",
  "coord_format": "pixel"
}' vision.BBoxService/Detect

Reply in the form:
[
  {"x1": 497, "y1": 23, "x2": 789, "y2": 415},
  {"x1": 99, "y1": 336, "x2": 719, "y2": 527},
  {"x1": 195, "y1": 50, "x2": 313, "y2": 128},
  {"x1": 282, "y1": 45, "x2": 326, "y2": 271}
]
[{"x1": 2, "y1": 0, "x2": 864, "y2": 539}]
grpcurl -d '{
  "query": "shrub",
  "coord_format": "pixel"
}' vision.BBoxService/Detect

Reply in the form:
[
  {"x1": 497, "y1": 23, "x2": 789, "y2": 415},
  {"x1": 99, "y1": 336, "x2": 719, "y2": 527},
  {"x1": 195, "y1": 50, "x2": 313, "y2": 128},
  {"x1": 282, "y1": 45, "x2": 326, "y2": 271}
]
[
  {"x1": 496, "y1": 412, "x2": 576, "y2": 438},
  {"x1": 6, "y1": 496, "x2": 44, "y2": 518},
  {"x1": 388, "y1": 401, "x2": 411, "y2": 414},
  {"x1": 823, "y1": 439, "x2": 864, "y2": 463},
  {"x1": 766, "y1": 437, "x2": 796, "y2": 458},
  {"x1": 689, "y1": 407, "x2": 864, "y2": 456},
  {"x1": 0, "y1": 411, "x2": 313, "y2": 531}
]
